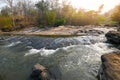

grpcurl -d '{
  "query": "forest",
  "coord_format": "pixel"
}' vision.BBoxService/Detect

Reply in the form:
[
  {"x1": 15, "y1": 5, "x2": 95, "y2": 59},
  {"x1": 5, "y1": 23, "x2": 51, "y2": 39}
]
[{"x1": 0, "y1": 0, "x2": 120, "y2": 32}]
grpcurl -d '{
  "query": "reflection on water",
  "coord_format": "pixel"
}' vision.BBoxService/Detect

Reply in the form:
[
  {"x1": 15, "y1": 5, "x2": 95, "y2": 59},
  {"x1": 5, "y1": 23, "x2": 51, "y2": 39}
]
[{"x1": 0, "y1": 34, "x2": 117, "y2": 80}]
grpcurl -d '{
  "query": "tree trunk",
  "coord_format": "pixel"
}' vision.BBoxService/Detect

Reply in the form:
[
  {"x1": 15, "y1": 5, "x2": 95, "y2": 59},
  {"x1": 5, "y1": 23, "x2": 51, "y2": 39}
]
[{"x1": 12, "y1": 16, "x2": 15, "y2": 30}]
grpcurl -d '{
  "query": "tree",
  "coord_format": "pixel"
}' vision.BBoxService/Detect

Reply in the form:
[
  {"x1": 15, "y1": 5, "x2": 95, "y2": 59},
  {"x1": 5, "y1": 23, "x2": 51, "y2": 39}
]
[
  {"x1": 61, "y1": 4, "x2": 76, "y2": 25},
  {"x1": 1, "y1": 7, "x2": 10, "y2": 16},
  {"x1": 49, "y1": 0, "x2": 61, "y2": 19},
  {"x1": 46, "y1": 10, "x2": 56, "y2": 26},
  {"x1": 35, "y1": 0, "x2": 49, "y2": 14},
  {"x1": 15, "y1": 0, "x2": 36, "y2": 25},
  {"x1": 72, "y1": 9, "x2": 85, "y2": 26},
  {"x1": 111, "y1": 4, "x2": 120, "y2": 25},
  {"x1": 35, "y1": 0, "x2": 50, "y2": 26}
]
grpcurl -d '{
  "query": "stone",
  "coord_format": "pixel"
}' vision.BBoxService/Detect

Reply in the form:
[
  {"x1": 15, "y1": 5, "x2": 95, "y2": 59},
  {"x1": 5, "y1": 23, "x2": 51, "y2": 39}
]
[
  {"x1": 98, "y1": 52, "x2": 120, "y2": 80},
  {"x1": 118, "y1": 27, "x2": 120, "y2": 31},
  {"x1": 105, "y1": 31, "x2": 120, "y2": 44},
  {"x1": 29, "y1": 64, "x2": 51, "y2": 80},
  {"x1": 75, "y1": 29, "x2": 104, "y2": 36}
]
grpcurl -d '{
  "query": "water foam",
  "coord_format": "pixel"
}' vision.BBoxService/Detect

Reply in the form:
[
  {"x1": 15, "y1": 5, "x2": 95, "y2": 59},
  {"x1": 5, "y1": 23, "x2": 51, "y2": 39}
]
[
  {"x1": 25, "y1": 48, "x2": 56, "y2": 56},
  {"x1": 5, "y1": 41, "x2": 21, "y2": 47},
  {"x1": 86, "y1": 42, "x2": 115, "y2": 53}
]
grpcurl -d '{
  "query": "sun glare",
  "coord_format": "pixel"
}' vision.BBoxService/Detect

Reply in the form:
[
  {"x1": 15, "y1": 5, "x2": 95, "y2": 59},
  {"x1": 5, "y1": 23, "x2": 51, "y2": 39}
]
[{"x1": 70, "y1": 0, "x2": 120, "y2": 13}]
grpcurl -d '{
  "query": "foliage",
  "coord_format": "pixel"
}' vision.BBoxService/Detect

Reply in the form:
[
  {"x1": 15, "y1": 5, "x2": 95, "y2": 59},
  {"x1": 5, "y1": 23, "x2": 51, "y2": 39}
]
[
  {"x1": 111, "y1": 4, "x2": 120, "y2": 25},
  {"x1": 104, "y1": 21, "x2": 118, "y2": 26},
  {"x1": 45, "y1": 11, "x2": 56, "y2": 27},
  {"x1": 1, "y1": 7, "x2": 10, "y2": 16},
  {"x1": 98, "y1": 15, "x2": 106, "y2": 24},
  {"x1": 35, "y1": 0, "x2": 50, "y2": 27},
  {"x1": 61, "y1": 4, "x2": 76, "y2": 25},
  {"x1": 0, "y1": 0, "x2": 108, "y2": 30},
  {"x1": 54, "y1": 18, "x2": 66, "y2": 27},
  {"x1": 35, "y1": 0, "x2": 49, "y2": 12},
  {"x1": 0, "y1": 16, "x2": 13, "y2": 31}
]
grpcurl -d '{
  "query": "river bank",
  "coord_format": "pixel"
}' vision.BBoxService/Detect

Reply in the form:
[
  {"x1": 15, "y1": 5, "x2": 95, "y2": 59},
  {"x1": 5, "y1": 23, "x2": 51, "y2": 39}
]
[{"x1": 0, "y1": 25, "x2": 115, "y2": 37}]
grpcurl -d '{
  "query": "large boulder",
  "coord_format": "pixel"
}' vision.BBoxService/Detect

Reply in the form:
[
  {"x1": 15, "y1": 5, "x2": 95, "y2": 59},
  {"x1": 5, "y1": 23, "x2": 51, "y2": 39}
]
[
  {"x1": 105, "y1": 31, "x2": 120, "y2": 44},
  {"x1": 98, "y1": 52, "x2": 120, "y2": 80}
]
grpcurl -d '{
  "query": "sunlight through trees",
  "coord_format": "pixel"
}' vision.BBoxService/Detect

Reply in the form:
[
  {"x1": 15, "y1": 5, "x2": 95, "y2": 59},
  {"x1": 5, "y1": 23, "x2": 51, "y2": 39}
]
[{"x1": 0, "y1": 0, "x2": 119, "y2": 31}]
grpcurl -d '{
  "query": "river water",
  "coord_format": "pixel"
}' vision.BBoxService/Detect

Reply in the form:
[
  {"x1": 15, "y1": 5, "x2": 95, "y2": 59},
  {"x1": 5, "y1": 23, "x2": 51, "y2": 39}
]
[{"x1": 0, "y1": 28, "x2": 117, "y2": 80}]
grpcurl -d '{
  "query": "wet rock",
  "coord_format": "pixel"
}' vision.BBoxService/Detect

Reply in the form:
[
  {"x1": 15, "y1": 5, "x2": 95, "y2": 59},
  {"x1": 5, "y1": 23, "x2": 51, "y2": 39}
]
[
  {"x1": 87, "y1": 29, "x2": 104, "y2": 35},
  {"x1": 98, "y1": 52, "x2": 120, "y2": 80},
  {"x1": 117, "y1": 27, "x2": 120, "y2": 31},
  {"x1": 76, "y1": 29, "x2": 104, "y2": 35},
  {"x1": 29, "y1": 64, "x2": 52, "y2": 80},
  {"x1": 105, "y1": 31, "x2": 120, "y2": 44},
  {"x1": 0, "y1": 37, "x2": 4, "y2": 40}
]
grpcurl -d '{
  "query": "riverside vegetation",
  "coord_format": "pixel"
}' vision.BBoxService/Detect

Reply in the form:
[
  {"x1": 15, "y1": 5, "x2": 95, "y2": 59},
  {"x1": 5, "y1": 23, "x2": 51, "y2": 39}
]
[{"x1": 0, "y1": 0, "x2": 120, "y2": 32}]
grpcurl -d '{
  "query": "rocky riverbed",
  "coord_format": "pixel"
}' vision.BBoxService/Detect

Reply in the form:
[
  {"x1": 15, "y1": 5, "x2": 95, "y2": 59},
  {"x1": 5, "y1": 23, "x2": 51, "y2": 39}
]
[
  {"x1": 0, "y1": 26, "x2": 118, "y2": 80},
  {"x1": 0, "y1": 26, "x2": 109, "y2": 36},
  {"x1": 98, "y1": 28, "x2": 120, "y2": 80},
  {"x1": 0, "y1": 25, "x2": 119, "y2": 80}
]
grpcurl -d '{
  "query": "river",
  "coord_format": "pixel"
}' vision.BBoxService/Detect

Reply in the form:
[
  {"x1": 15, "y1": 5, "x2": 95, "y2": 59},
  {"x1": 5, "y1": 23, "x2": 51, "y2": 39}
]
[{"x1": 0, "y1": 28, "x2": 118, "y2": 80}]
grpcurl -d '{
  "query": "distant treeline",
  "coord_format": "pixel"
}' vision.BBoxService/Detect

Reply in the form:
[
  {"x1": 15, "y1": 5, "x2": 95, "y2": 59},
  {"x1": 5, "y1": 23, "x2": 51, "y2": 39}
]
[{"x1": 0, "y1": 0, "x2": 120, "y2": 31}]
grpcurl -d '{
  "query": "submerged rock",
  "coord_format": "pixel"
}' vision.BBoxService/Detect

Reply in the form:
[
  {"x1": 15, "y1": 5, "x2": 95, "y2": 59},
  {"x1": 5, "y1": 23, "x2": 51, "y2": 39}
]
[
  {"x1": 29, "y1": 64, "x2": 52, "y2": 80},
  {"x1": 98, "y1": 52, "x2": 120, "y2": 80},
  {"x1": 105, "y1": 31, "x2": 120, "y2": 44}
]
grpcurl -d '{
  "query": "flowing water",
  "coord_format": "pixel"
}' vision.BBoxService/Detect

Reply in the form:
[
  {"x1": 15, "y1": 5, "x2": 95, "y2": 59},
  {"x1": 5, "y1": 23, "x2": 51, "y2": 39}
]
[{"x1": 0, "y1": 28, "x2": 117, "y2": 80}]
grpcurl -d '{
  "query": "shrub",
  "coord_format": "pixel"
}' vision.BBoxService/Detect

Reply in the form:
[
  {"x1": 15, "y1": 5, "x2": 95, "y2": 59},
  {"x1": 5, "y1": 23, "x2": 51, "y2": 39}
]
[
  {"x1": 111, "y1": 5, "x2": 120, "y2": 25},
  {"x1": 54, "y1": 18, "x2": 66, "y2": 27},
  {"x1": 45, "y1": 11, "x2": 56, "y2": 27},
  {"x1": 0, "y1": 16, "x2": 13, "y2": 31},
  {"x1": 104, "y1": 21, "x2": 118, "y2": 27}
]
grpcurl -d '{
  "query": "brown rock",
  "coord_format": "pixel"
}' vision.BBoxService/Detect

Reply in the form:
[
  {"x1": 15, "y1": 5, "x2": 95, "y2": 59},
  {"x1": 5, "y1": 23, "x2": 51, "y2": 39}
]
[
  {"x1": 99, "y1": 52, "x2": 120, "y2": 80},
  {"x1": 29, "y1": 64, "x2": 51, "y2": 80}
]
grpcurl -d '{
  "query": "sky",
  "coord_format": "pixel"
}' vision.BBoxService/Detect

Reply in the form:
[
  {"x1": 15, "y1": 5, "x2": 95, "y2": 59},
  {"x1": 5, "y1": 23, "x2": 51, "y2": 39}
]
[
  {"x1": 0, "y1": 0, "x2": 120, "y2": 13},
  {"x1": 70, "y1": 0, "x2": 120, "y2": 13}
]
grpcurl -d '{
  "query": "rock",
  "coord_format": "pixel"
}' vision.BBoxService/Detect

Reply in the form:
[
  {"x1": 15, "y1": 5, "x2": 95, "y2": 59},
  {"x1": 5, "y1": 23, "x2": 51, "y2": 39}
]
[
  {"x1": 29, "y1": 64, "x2": 52, "y2": 80},
  {"x1": 117, "y1": 27, "x2": 120, "y2": 31},
  {"x1": 105, "y1": 31, "x2": 120, "y2": 44},
  {"x1": 98, "y1": 52, "x2": 120, "y2": 80},
  {"x1": 76, "y1": 29, "x2": 104, "y2": 35}
]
